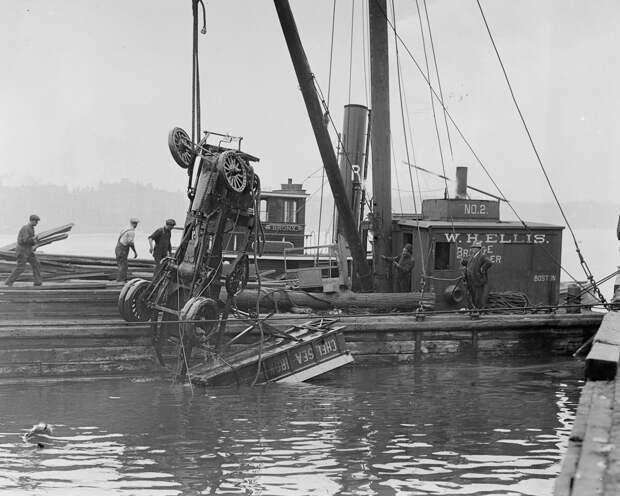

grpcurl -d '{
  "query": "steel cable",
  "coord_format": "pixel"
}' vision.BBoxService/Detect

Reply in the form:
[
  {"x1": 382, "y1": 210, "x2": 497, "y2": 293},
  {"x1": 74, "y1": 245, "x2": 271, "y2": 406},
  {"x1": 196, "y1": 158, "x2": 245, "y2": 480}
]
[{"x1": 475, "y1": 0, "x2": 607, "y2": 305}]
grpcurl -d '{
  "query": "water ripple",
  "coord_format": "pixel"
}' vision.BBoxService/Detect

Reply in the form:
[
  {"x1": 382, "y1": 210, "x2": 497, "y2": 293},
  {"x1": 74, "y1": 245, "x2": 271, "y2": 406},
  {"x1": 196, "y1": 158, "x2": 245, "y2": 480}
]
[{"x1": 0, "y1": 357, "x2": 581, "y2": 495}]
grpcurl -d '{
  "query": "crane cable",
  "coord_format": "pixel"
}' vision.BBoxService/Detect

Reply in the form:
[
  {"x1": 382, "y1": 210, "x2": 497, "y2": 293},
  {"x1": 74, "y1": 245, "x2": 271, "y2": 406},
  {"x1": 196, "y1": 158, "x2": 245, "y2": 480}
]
[
  {"x1": 318, "y1": 0, "x2": 337, "y2": 253},
  {"x1": 391, "y1": 0, "x2": 427, "y2": 291},
  {"x1": 372, "y1": 1, "x2": 588, "y2": 295},
  {"x1": 361, "y1": 0, "x2": 370, "y2": 106},
  {"x1": 191, "y1": 0, "x2": 207, "y2": 143},
  {"x1": 476, "y1": 0, "x2": 608, "y2": 305},
  {"x1": 422, "y1": 0, "x2": 453, "y2": 159},
  {"x1": 347, "y1": 1, "x2": 355, "y2": 104},
  {"x1": 414, "y1": 0, "x2": 449, "y2": 199}
]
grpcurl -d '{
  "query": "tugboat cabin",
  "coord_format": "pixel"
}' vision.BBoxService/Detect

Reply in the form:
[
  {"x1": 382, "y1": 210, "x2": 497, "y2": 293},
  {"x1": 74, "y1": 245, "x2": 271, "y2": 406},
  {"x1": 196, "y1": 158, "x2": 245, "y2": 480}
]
[{"x1": 391, "y1": 196, "x2": 563, "y2": 310}]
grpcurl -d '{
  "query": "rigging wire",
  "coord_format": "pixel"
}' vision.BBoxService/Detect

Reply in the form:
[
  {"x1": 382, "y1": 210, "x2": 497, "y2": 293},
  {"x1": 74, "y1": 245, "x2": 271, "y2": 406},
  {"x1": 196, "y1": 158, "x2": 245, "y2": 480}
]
[
  {"x1": 400, "y1": 68, "x2": 421, "y2": 208},
  {"x1": 318, "y1": 0, "x2": 338, "y2": 253},
  {"x1": 361, "y1": 0, "x2": 370, "y2": 106},
  {"x1": 191, "y1": 0, "x2": 207, "y2": 143},
  {"x1": 347, "y1": 1, "x2": 356, "y2": 104},
  {"x1": 370, "y1": 1, "x2": 585, "y2": 292},
  {"x1": 390, "y1": 135, "x2": 404, "y2": 213},
  {"x1": 175, "y1": 269, "x2": 194, "y2": 393},
  {"x1": 401, "y1": 70, "x2": 457, "y2": 239},
  {"x1": 475, "y1": 0, "x2": 607, "y2": 305},
  {"x1": 326, "y1": 0, "x2": 337, "y2": 107},
  {"x1": 422, "y1": 0, "x2": 454, "y2": 159},
  {"x1": 390, "y1": 0, "x2": 425, "y2": 276},
  {"x1": 413, "y1": 0, "x2": 449, "y2": 198}
]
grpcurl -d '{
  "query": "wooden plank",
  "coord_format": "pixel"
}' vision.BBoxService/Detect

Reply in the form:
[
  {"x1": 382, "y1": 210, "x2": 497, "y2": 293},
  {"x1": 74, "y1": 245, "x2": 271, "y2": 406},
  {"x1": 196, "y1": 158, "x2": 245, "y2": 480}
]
[
  {"x1": 604, "y1": 373, "x2": 620, "y2": 495},
  {"x1": 595, "y1": 312, "x2": 620, "y2": 347},
  {"x1": 418, "y1": 340, "x2": 461, "y2": 355},
  {"x1": 276, "y1": 353, "x2": 353, "y2": 382},
  {"x1": 554, "y1": 381, "x2": 595, "y2": 496},
  {"x1": 571, "y1": 381, "x2": 615, "y2": 496},
  {"x1": 353, "y1": 353, "x2": 416, "y2": 363},
  {"x1": 586, "y1": 313, "x2": 620, "y2": 381},
  {"x1": 0, "y1": 358, "x2": 161, "y2": 378},
  {"x1": 0, "y1": 346, "x2": 153, "y2": 364},
  {"x1": 0, "y1": 326, "x2": 150, "y2": 339},
  {"x1": 586, "y1": 343, "x2": 620, "y2": 381},
  {"x1": 347, "y1": 341, "x2": 417, "y2": 355},
  {"x1": 0, "y1": 337, "x2": 152, "y2": 349}
]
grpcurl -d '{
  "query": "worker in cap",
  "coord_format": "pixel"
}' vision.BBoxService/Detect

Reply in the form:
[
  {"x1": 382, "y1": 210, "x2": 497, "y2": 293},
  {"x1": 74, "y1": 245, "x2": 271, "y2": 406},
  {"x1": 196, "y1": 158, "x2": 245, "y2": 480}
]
[
  {"x1": 382, "y1": 243, "x2": 415, "y2": 292},
  {"x1": 5, "y1": 214, "x2": 42, "y2": 287},
  {"x1": 148, "y1": 219, "x2": 177, "y2": 271},
  {"x1": 115, "y1": 218, "x2": 140, "y2": 282},
  {"x1": 464, "y1": 240, "x2": 493, "y2": 311}
]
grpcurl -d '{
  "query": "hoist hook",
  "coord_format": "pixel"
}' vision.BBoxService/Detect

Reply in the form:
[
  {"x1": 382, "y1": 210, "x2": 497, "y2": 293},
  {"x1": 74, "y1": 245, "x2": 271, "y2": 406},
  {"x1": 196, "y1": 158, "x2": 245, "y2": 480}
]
[{"x1": 198, "y1": 0, "x2": 207, "y2": 34}]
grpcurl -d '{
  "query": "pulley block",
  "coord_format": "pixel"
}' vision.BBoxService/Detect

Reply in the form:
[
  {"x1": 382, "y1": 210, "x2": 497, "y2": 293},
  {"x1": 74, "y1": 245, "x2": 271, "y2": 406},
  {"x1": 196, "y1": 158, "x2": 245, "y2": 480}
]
[{"x1": 226, "y1": 254, "x2": 250, "y2": 296}]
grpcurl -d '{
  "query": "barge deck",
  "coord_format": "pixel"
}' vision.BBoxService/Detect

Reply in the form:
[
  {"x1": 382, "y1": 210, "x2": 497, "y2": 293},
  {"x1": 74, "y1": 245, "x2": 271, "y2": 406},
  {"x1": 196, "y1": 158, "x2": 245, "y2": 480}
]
[{"x1": 0, "y1": 310, "x2": 603, "y2": 381}]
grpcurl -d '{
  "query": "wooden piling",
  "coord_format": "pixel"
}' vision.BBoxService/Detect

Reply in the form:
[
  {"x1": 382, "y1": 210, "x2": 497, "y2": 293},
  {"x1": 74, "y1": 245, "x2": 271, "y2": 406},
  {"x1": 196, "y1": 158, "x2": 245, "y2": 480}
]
[{"x1": 555, "y1": 312, "x2": 620, "y2": 496}]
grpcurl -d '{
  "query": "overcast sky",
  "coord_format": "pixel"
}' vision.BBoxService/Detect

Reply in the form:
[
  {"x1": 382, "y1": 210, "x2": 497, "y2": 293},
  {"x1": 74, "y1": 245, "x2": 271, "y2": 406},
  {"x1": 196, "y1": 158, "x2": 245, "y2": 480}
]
[{"x1": 1, "y1": 1, "x2": 619, "y2": 220}]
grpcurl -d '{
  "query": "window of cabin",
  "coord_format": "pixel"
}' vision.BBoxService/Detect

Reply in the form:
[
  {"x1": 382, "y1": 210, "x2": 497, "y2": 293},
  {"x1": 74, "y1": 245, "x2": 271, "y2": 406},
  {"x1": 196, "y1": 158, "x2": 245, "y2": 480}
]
[
  {"x1": 434, "y1": 241, "x2": 451, "y2": 270},
  {"x1": 259, "y1": 199, "x2": 268, "y2": 222},
  {"x1": 284, "y1": 200, "x2": 297, "y2": 223},
  {"x1": 403, "y1": 232, "x2": 413, "y2": 247}
]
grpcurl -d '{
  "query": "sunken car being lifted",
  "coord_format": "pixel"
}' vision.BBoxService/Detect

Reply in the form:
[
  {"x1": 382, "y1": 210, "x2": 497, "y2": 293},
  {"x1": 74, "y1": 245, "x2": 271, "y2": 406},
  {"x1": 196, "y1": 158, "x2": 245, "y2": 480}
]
[{"x1": 117, "y1": 127, "x2": 353, "y2": 384}]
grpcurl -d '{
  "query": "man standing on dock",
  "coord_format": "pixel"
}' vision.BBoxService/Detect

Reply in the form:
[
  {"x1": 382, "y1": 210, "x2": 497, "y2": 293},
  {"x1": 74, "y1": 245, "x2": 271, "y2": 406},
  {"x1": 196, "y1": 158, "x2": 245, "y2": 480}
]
[
  {"x1": 465, "y1": 241, "x2": 494, "y2": 310},
  {"x1": 148, "y1": 218, "x2": 176, "y2": 270},
  {"x1": 4, "y1": 214, "x2": 42, "y2": 287},
  {"x1": 383, "y1": 243, "x2": 415, "y2": 292},
  {"x1": 115, "y1": 218, "x2": 139, "y2": 282}
]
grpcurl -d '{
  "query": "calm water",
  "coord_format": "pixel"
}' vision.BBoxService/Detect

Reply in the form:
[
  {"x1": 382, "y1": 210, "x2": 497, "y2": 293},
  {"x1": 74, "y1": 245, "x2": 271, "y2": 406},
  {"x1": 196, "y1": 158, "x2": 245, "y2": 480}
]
[{"x1": 0, "y1": 358, "x2": 582, "y2": 496}]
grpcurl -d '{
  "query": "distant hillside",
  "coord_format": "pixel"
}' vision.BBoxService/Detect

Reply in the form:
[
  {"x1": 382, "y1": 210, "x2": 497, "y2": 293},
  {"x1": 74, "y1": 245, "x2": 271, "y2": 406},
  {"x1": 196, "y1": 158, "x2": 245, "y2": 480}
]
[
  {"x1": 506, "y1": 201, "x2": 619, "y2": 230},
  {"x1": 1, "y1": 181, "x2": 617, "y2": 238},
  {"x1": 0, "y1": 181, "x2": 187, "y2": 235}
]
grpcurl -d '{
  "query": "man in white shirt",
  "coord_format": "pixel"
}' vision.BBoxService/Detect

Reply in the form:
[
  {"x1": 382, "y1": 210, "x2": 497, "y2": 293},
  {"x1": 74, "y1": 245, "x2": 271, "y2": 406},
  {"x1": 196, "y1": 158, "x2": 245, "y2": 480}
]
[{"x1": 115, "y1": 218, "x2": 139, "y2": 282}]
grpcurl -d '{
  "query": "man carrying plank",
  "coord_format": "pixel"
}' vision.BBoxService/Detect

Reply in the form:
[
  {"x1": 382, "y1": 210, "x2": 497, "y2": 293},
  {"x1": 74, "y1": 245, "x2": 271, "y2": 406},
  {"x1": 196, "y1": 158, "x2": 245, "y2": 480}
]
[{"x1": 4, "y1": 214, "x2": 42, "y2": 287}]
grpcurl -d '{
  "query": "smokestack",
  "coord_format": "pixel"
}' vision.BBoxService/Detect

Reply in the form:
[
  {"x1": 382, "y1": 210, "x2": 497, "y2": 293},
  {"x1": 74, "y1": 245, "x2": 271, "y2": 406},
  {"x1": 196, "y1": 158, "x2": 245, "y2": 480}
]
[
  {"x1": 338, "y1": 104, "x2": 369, "y2": 230},
  {"x1": 455, "y1": 166, "x2": 468, "y2": 199}
]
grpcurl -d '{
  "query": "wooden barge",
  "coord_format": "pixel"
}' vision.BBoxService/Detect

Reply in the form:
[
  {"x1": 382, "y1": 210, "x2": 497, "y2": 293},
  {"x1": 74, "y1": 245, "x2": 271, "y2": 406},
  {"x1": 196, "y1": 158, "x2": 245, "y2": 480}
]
[{"x1": 0, "y1": 282, "x2": 603, "y2": 381}]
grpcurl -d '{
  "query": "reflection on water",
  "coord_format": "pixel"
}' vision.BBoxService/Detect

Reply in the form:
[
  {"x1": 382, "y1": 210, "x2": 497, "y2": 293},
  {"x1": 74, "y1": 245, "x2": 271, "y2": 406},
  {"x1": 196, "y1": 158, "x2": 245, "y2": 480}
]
[{"x1": 0, "y1": 358, "x2": 581, "y2": 495}]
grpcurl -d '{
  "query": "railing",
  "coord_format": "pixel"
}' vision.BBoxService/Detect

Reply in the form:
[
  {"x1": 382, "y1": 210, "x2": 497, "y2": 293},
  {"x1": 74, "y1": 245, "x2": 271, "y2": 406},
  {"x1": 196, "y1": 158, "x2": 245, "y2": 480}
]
[{"x1": 283, "y1": 244, "x2": 339, "y2": 279}]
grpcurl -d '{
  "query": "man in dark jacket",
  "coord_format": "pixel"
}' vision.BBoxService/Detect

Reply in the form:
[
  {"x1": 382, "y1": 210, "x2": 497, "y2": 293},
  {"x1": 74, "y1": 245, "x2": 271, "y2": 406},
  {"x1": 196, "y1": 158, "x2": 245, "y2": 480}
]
[
  {"x1": 465, "y1": 241, "x2": 494, "y2": 309},
  {"x1": 383, "y1": 243, "x2": 415, "y2": 292},
  {"x1": 148, "y1": 219, "x2": 176, "y2": 269},
  {"x1": 4, "y1": 214, "x2": 42, "y2": 287}
]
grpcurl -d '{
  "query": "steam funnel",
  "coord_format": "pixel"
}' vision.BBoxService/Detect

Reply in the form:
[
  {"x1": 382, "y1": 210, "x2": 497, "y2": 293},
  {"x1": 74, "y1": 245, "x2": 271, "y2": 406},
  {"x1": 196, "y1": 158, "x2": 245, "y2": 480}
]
[{"x1": 455, "y1": 167, "x2": 468, "y2": 199}]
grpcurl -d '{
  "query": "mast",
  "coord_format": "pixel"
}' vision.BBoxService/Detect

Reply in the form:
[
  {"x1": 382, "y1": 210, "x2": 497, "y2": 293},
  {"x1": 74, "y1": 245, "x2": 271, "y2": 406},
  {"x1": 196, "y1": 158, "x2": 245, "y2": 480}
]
[
  {"x1": 274, "y1": 0, "x2": 373, "y2": 291},
  {"x1": 369, "y1": 0, "x2": 392, "y2": 292}
]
